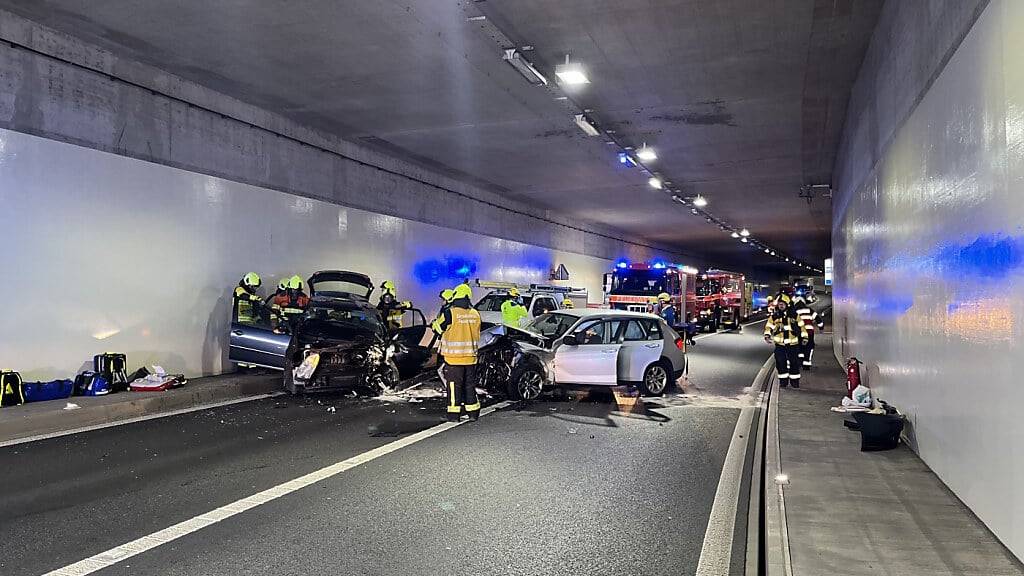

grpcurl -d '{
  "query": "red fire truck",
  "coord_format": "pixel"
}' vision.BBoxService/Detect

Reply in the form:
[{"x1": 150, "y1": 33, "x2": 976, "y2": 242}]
[
  {"x1": 604, "y1": 262, "x2": 697, "y2": 329},
  {"x1": 694, "y1": 269, "x2": 750, "y2": 331}
]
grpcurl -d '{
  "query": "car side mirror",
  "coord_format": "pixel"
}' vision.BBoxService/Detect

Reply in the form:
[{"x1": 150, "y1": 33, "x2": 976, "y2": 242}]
[{"x1": 562, "y1": 334, "x2": 579, "y2": 346}]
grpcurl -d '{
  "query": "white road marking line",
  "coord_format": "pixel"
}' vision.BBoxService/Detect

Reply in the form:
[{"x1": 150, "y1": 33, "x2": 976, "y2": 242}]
[
  {"x1": 694, "y1": 355, "x2": 773, "y2": 576},
  {"x1": 42, "y1": 399, "x2": 513, "y2": 576},
  {"x1": 692, "y1": 318, "x2": 767, "y2": 341},
  {"x1": 0, "y1": 392, "x2": 286, "y2": 448}
]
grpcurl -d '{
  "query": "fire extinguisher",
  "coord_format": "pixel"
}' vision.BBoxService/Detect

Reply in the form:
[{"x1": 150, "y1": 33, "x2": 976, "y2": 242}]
[{"x1": 845, "y1": 357, "x2": 863, "y2": 398}]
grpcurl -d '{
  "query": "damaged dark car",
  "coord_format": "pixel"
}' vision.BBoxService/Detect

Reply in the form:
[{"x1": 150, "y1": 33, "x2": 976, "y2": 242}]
[{"x1": 229, "y1": 270, "x2": 432, "y2": 395}]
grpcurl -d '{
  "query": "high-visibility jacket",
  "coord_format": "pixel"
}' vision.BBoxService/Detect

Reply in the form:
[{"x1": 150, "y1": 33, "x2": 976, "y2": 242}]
[
  {"x1": 795, "y1": 305, "x2": 822, "y2": 333},
  {"x1": 233, "y1": 286, "x2": 263, "y2": 325},
  {"x1": 764, "y1": 313, "x2": 807, "y2": 345},
  {"x1": 439, "y1": 306, "x2": 481, "y2": 365},
  {"x1": 500, "y1": 300, "x2": 529, "y2": 328}
]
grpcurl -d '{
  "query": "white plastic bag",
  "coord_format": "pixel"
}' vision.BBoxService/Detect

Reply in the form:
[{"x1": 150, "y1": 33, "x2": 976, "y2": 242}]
[{"x1": 842, "y1": 384, "x2": 872, "y2": 408}]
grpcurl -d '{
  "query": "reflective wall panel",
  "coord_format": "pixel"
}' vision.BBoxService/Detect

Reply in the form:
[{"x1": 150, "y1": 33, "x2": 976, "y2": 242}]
[
  {"x1": 833, "y1": 0, "x2": 1024, "y2": 558},
  {"x1": 0, "y1": 128, "x2": 642, "y2": 379}
]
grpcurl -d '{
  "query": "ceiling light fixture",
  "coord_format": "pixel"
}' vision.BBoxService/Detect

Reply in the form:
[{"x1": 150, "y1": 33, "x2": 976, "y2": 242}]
[
  {"x1": 555, "y1": 55, "x2": 590, "y2": 85},
  {"x1": 648, "y1": 177, "x2": 663, "y2": 190},
  {"x1": 741, "y1": 238, "x2": 749, "y2": 243},
  {"x1": 692, "y1": 195, "x2": 708, "y2": 208},
  {"x1": 502, "y1": 49, "x2": 548, "y2": 86},
  {"x1": 730, "y1": 231, "x2": 740, "y2": 239},
  {"x1": 636, "y1": 143, "x2": 657, "y2": 162},
  {"x1": 740, "y1": 228, "x2": 750, "y2": 237},
  {"x1": 618, "y1": 152, "x2": 638, "y2": 167},
  {"x1": 573, "y1": 114, "x2": 600, "y2": 136}
]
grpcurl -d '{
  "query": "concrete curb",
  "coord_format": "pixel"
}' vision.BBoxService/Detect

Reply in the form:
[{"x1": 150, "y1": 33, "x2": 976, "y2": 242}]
[
  {"x1": 765, "y1": 373, "x2": 794, "y2": 576},
  {"x1": 0, "y1": 374, "x2": 282, "y2": 444}
]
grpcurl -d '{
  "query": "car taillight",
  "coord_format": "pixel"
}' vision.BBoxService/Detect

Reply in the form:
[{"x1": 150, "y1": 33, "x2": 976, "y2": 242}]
[{"x1": 675, "y1": 337, "x2": 685, "y2": 351}]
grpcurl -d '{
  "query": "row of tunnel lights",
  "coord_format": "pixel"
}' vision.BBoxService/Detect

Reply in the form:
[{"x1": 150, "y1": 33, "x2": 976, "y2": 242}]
[{"x1": 498, "y1": 41, "x2": 822, "y2": 274}]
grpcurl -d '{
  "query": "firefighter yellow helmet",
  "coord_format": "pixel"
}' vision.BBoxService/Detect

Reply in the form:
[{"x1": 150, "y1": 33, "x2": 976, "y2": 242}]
[
  {"x1": 508, "y1": 288, "x2": 520, "y2": 298},
  {"x1": 452, "y1": 283, "x2": 473, "y2": 301},
  {"x1": 278, "y1": 279, "x2": 289, "y2": 291},
  {"x1": 658, "y1": 292, "x2": 671, "y2": 302},
  {"x1": 440, "y1": 288, "x2": 455, "y2": 303},
  {"x1": 381, "y1": 280, "x2": 396, "y2": 294},
  {"x1": 562, "y1": 297, "x2": 574, "y2": 308},
  {"x1": 242, "y1": 272, "x2": 261, "y2": 289},
  {"x1": 288, "y1": 275, "x2": 304, "y2": 290}
]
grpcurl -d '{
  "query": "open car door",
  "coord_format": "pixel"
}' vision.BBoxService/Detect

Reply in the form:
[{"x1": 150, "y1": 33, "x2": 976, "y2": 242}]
[
  {"x1": 307, "y1": 270, "x2": 374, "y2": 300},
  {"x1": 390, "y1": 308, "x2": 432, "y2": 377},
  {"x1": 229, "y1": 320, "x2": 290, "y2": 370}
]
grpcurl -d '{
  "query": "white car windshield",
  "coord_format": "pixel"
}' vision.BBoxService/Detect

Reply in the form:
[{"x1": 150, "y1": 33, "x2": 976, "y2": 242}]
[{"x1": 526, "y1": 313, "x2": 577, "y2": 339}]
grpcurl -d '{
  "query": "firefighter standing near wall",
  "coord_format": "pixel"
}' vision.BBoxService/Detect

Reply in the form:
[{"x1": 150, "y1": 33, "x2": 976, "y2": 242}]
[
  {"x1": 793, "y1": 294, "x2": 824, "y2": 369},
  {"x1": 268, "y1": 279, "x2": 289, "y2": 328},
  {"x1": 764, "y1": 294, "x2": 808, "y2": 388},
  {"x1": 275, "y1": 275, "x2": 309, "y2": 331},
  {"x1": 437, "y1": 283, "x2": 482, "y2": 421},
  {"x1": 430, "y1": 289, "x2": 456, "y2": 337},
  {"x1": 378, "y1": 280, "x2": 413, "y2": 331},
  {"x1": 501, "y1": 288, "x2": 529, "y2": 328},
  {"x1": 562, "y1": 297, "x2": 574, "y2": 309},
  {"x1": 232, "y1": 272, "x2": 265, "y2": 325}
]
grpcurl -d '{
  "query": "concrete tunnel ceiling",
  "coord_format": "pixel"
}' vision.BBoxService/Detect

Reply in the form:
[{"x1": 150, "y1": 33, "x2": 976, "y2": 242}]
[{"x1": 0, "y1": 0, "x2": 884, "y2": 274}]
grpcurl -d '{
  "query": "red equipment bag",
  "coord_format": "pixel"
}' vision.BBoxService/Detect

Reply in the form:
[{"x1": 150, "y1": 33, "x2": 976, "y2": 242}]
[{"x1": 846, "y1": 357, "x2": 863, "y2": 398}]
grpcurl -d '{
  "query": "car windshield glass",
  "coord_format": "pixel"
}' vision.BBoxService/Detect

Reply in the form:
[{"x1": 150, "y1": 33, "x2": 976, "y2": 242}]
[
  {"x1": 526, "y1": 313, "x2": 576, "y2": 339},
  {"x1": 300, "y1": 306, "x2": 382, "y2": 340},
  {"x1": 475, "y1": 294, "x2": 507, "y2": 312},
  {"x1": 612, "y1": 270, "x2": 669, "y2": 294},
  {"x1": 311, "y1": 281, "x2": 371, "y2": 298}
]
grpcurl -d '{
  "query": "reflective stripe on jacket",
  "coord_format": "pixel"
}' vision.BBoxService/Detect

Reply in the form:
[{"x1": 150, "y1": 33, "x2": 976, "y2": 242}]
[
  {"x1": 795, "y1": 307, "x2": 819, "y2": 332},
  {"x1": 440, "y1": 307, "x2": 481, "y2": 365},
  {"x1": 764, "y1": 314, "x2": 807, "y2": 345}
]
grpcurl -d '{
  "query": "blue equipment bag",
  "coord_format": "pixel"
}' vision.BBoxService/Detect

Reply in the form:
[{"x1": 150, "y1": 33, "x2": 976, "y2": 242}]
[
  {"x1": 1, "y1": 370, "x2": 25, "y2": 407},
  {"x1": 23, "y1": 379, "x2": 76, "y2": 403},
  {"x1": 74, "y1": 372, "x2": 110, "y2": 396}
]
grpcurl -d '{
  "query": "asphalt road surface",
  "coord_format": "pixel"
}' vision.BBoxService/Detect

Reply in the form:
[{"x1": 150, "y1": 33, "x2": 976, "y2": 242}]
[{"x1": 0, "y1": 321, "x2": 773, "y2": 576}]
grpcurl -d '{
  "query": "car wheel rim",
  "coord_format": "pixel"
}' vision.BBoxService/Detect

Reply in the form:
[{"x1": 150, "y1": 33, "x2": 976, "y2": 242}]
[
  {"x1": 646, "y1": 366, "x2": 667, "y2": 394},
  {"x1": 518, "y1": 371, "x2": 543, "y2": 400}
]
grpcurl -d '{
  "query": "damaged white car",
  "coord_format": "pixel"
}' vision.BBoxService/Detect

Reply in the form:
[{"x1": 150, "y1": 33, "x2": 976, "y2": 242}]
[{"x1": 477, "y1": 309, "x2": 687, "y2": 400}]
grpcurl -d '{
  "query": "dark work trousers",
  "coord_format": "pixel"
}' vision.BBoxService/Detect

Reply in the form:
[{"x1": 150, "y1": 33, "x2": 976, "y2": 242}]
[
  {"x1": 799, "y1": 331, "x2": 816, "y2": 367},
  {"x1": 442, "y1": 362, "x2": 480, "y2": 420},
  {"x1": 774, "y1": 345, "x2": 802, "y2": 387}
]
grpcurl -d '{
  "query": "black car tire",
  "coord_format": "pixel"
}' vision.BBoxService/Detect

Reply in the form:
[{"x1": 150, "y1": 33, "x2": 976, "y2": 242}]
[
  {"x1": 283, "y1": 349, "x2": 297, "y2": 394},
  {"x1": 640, "y1": 361, "x2": 671, "y2": 396},
  {"x1": 508, "y1": 362, "x2": 545, "y2": 401}
]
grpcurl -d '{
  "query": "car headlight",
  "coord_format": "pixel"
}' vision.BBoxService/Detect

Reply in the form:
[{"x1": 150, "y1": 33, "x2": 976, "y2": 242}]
[{"x1": 294, "y1": 353, "x2": 320, "y2": 381}]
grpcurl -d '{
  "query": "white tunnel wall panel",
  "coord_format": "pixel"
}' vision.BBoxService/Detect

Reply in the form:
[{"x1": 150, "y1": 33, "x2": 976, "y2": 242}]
[
  {"x1": 832, "y1": 0, "x2": 1024, "y2": 558},
  {"x1": 0, "y1": 128, "x2": 637, "y2": 380}
]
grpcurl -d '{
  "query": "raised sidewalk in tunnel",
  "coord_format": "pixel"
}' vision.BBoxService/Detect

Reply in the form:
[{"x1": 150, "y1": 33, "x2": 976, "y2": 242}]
[
  {"x1": 0, "y1": 372, "x2": 282, "y2": 445},
  {"x1": 773, "y1": 333, "x2": 1024, "y2": 575}
]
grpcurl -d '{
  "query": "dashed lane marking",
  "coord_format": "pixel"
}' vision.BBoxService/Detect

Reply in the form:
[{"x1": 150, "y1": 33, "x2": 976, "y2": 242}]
[{"x1": 42, "y1": 400, "x2": 514, "y2": 576}]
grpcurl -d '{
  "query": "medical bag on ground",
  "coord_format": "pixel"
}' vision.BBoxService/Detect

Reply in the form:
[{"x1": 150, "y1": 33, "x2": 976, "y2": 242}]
[
  {"x1": 129, "y1": 371, "x2": 187, "y2": 392},
  {"x1": 74, "y1": 372, "x2": 110, "y2": 396},
  {"x1": 23, "y1": 379, "x2": 75, "y2": 403},
  {"x1": 1, "y1": 370, "x2": 25, "y2": 407},
  {"x1": 94, "y1": 353, "x2": 129, "y2": 392}
]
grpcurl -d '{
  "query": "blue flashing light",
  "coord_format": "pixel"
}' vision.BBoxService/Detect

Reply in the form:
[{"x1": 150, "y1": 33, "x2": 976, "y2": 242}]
[
  {"x1": 651, "y1": 260, "x2": 667, "y2": 269},
  {"x1": 618, "y1": 152, "x2": 637, "y2": 167},
  {"x1": 616, "y1": 259, "x2": 630, "y2": 269}
]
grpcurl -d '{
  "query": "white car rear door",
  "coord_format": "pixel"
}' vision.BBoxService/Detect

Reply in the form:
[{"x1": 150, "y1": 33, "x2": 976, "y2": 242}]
[
  {"x1": 617, "y1": 319, "x2": 664, "y2": 381},
  {"x1": 553, "y1": 319, "x2": 620, "y2": 385}
]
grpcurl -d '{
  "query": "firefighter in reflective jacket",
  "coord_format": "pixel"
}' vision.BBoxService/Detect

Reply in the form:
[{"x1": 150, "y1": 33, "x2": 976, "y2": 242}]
[
  {"x1": 793, "y1": 295, "x2": 824, "y2": 369},
  {"x1": 501, "y1": 288, "x2": 529, "y2": 328},
  {"x1": 378, "y1": 280, "x2": 412, "y2": 331},
  {"x1": 764, "y1": 295, "x2": 808, "y2": 388},
  {"x1": 233, "y1": 272, "x2": 265, "y2": 326},
  {"x1": 273, "y1": 275, "x2": 309, "y2": 330},
  {"x1": 437, "y1": 283, "x2": 482, "y2": 421},
  {"x1": 430, "y1": 288, "x2": 456, "y2": 336},
  {"x1": 562, "y1": 297, "x2": 574, "y2": 309}
]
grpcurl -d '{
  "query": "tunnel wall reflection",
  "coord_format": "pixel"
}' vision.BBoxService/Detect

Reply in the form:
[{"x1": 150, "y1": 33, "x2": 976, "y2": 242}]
[
  {"x1": 0, "y1": 128, "x2": 657, "y2": 379},
  {"x1": 832, "y1": 0, "x2": 1024, "y2": 558}
]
